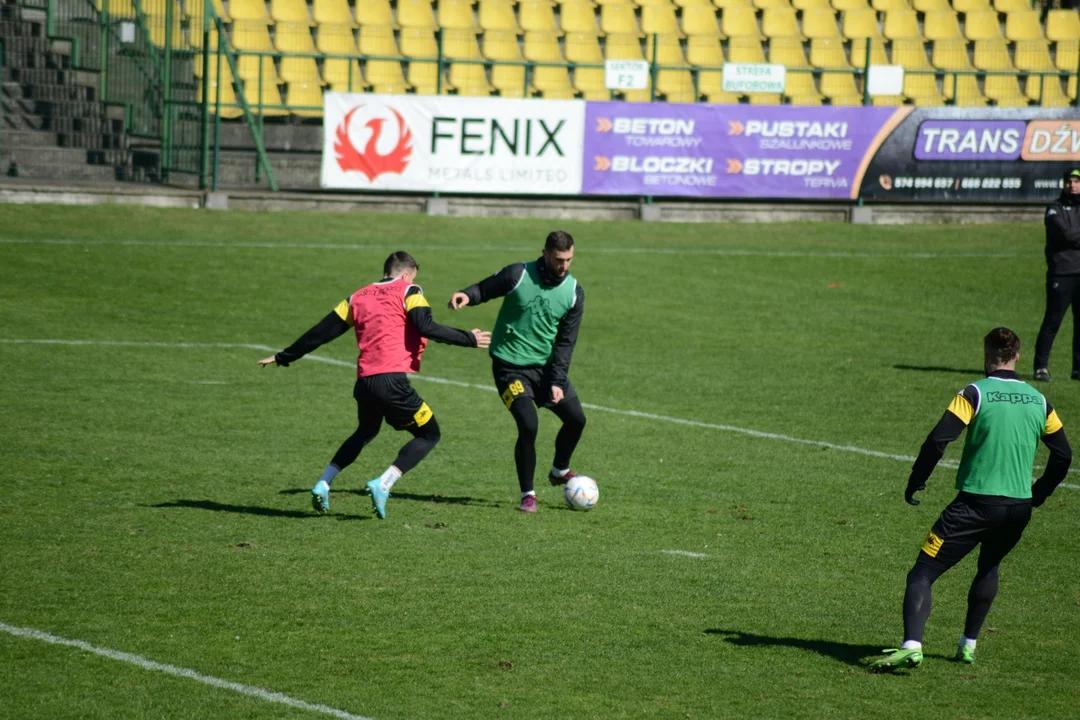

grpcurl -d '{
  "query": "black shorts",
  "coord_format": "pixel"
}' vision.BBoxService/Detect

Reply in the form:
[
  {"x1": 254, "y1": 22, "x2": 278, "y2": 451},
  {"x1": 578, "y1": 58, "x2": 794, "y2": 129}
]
[
  {"x1": 919, "y1": 493, "x2": 1032, "y2": 571},
  {"x1": 354, "y1": 373, "x2": 433, "y2": 431},
  {"x1": 491, "y1": 356, "x2": 577, "y2": 410}
]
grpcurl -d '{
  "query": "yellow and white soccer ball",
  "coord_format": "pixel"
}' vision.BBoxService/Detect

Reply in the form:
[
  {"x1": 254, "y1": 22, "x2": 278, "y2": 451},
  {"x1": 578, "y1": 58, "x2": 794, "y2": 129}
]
[{"x1": 563, "y1": 475, "x2": 599, "y2": 511}]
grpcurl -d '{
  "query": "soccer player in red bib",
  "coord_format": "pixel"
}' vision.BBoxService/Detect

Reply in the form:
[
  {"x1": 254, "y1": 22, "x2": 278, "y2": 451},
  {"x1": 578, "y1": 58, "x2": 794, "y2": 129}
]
[{"x1": 258, "y1": 252, "x2": 490, "y2": 519}]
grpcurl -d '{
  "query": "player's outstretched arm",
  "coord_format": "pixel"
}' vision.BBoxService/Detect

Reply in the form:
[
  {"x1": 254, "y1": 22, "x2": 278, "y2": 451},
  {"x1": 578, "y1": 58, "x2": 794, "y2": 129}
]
[
  {"x1": 258, "y1": 304, "x2": 352, "y2": 367},
  {"x1": 448, "y1": 263, "x2": 525, "y2": 310},
  {"x1": 906, "y1": 393, "x2": 971, "y2": 504},
  {"x1": 407, "y1": 289, "x2": 490, "y2": 348}
]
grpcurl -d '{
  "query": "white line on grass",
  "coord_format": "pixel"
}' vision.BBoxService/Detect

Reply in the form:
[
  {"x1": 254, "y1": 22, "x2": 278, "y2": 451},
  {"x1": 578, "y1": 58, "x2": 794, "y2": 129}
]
[
  {"x1": 2, "y1": 337, "x2": 1077, "y2": 489},
  {"x1": 0, "y1": 623, "x2": 371, "y2": 720},
  {"x1": 661, "y1": 550, "x2": 710, "y2": 558},
  {"x1": 0, "y1": 237, "x2": 1036, "y2": 259}
]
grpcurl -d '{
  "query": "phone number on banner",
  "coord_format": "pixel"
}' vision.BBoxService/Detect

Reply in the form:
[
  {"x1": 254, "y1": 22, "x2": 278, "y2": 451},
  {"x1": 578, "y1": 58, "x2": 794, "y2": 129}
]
[{"x1": 891, "y1": 176, "x2": 1022, "y2": 190}]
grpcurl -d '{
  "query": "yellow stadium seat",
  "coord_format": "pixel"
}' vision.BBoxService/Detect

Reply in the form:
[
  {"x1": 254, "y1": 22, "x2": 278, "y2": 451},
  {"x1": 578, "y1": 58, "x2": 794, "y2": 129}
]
[
  {"x1": 870, "y1": 0, "x2": 907, "y2": 10},
  {"x1": 601, "y1": 4, "x2": 642, "y2": 35},
  {"x1": 483, "y1": 29, "x2": 521, "y2": 59},
  {"x1": 932, "y1": 38, "x2": 972, "y2": 69},
  {"x1": 713, "y1": 0, "x2": 753, "y2": 7},
  {"x1": 973, "y1": 39, "x2": 1012, "y2": 70},
  {"x1": 228, "y1": 0, "x2": 271, "y2": 24},
  {"x1": 752, "y1": 0, "x2": 790, "y2": 8},
  {"x1": 681, "y1": 5, "x2": 721, "y2": 36},
  {"x1": 147, "y1": 13, "x2": 187, "y2": 50},
  {"x1": 1005, "y1": 10, "x2": 1044, "y2": 42},
  {"x1": 313, "y1": 0, "x2": 356, "y2": 27},
  {"x1": 1055, "y1": 41, "x2": 1079, "y2": 73},
  {"x1": 98, "y1": 0, "x2": 137, "y2": 18},
  {"x1": 280, "y1": 56, "x2": 322, "y2": 84},
  {"x1": 520, "y1": 2, "x2": 559, "y2": 32},
  {"x1": 408, "y1": 58, "x2": 442, "y2": 93},
  {"x1": 647, "y1": 33, "x2": 687, "y2": 63},
  {"x1": 230, "y1": 20, "x2": 274, "y2": 50},
  {"x1": 841, "y1": 9, "x2": 878, "y2": 40},
  {"x1": 911, "y1": 0, "x2": 948, "y2": 9},
  {"x1": 400, "y1": 27, "x2": 439, "y2": 57},
  {"x1": 562, "y1": 1, "x2": 600, "y2": 33},
  {"x1": 800, "y1": 8, "x2": 840, "y2": 39},
  {"x1": 439, "y1": 0, "x2": 479, "y2": 30},
  {"x1": 903, "y1": 70, "x2": 942, "y2": 102},
  {"x1": 534, "y1": 65, "x2": 573, "y2": 92},
  {"x1": 642, "y1": 5, "x2": 682, "y2": 36},
  {"x1": 831, "y1": 0, "x2": 869, "y2": 10},
  {"x1": 984, "y1": 76, "x2": 1027, "y2": 105},
  {"x1": 1047, "y1": 9, "x2": 1080, "y2": 41},
  {"x1": 871, "y1": 94, "x2": 904, "y2": 105},
  {"x1": 479, "y1": 0, "x2": 519, "y2": 31},
  {"x1": 1014, "y1": 40, "x2": 1054, "y2": 72},
  {"x1": 688, "y1": 34, "x2": 723, "y2": 65},
  {"x1": 237, "y1": 56, "x2": 281, "y2": 86},
  {"x1": 189, "y1": 25, "x2": 221, "y2": 51},
  {"x1": 275, "y1": 22, "x2": 316, "y2": 52},
  {"x1": 443, "y1": 28, "x2": 484, "y2": 59},
  {"x1": 524, "y1": 31, "x2": 564, "y2": 61},
  {"x1": 892, "y1": 38, "x2": 931, "y2": 68},
  {"x1": 951, "y1": 0, "x2": 990, "y2": 12},
  {"x1": 323, "y1": 58, "x2": 365, "y2": 90},
  {"x1": 399, "y1": 0, "x2": 438, "y2": 28},
  {"x1": 606, "y1": 33, "x2": 644, "y2": 59},
  {"x1": 883, "y1": 9, "x2": 921, "y2": 40},
  {"x1": 574, "y1": 65, "x2": 609, "y2": 98},
  {"x1": 239, "y1": 78, "x2": 287, "y2": 115},
  {"x1": 942, "y1": 73, "x2": 986, "y2": 105},
  {"x1": 317, "y1": 23, "x2": 355, "y2": 53},
  {"x1": 993, "y1": 0, "x2": 1029, "y2": 11},
  {"x1": 964, "y1": 10, "x2": 1003, "y2": 41},
  {"x1": 1070, "y1": 75, "x2": 1079, "y2": 100},
  {"x1": 820, "y1": 69, "x2": 859, "y2": 98},
  {"x1": 728, "y1": 35, "x2": 766, "y2": 62},
  {"x1": 358, "y1": 25, "x2": 401, "y2": 56},
  {"x1": 493, "y1": 64, "x2": 528, "y2": 97},
  {"x1": 271, "y1": 0, "x2": 314, "y2": 25},
  {"x1": 679, "y1": 0, "x2": 720, "y2": 6},
  {"x1": 285, "y1": 81, "x2": 324, "y2": 116},
  {"x1": 365, "y1": 60, "x2": 410, "y2": 92},
  {"x1": 199, "y1": 78, "x2": 244, "y2": 118},
  {"x1": 186, "y1": 0, "x2": 229, "y2": 23},
  {"x1": 706, "y1": 90, "x2": 741, "y2": 103},
  {"x1": 622, "y1": 88, "x2": 653, "y2": 102},
  {"x1": 1026, "y1": 76, "x2": 1068, "y2": 106},
  {"x1": 722, "y1": 6, "x2": 764, "y2": 38},
  {"x1": 792, "y1": 0, "x2": 831, "y2": 9},
  {"x1": 355, "y1": 0, "x2": 395, "y2": 26},
  {"x1": 850, "y1": 37, "x2": 889, "y2": 65},
  {"x1": 924, "y1": 10, "x2": 962, "y2": 41},
  {"x1": 769, "y1": 35, "x2": 809, "y2": 66},
  {"x1": 697, "y1": 64, "x2": 725, "y2": 94},
  {"x1": 913, "y1": 94, "x2": 945, "y2": 105},
  {"x1": 658, "y1": 69, "x2": 696, "y2": 100},
  {"x1": 749, "y1": 92, "x2": 781, "y2": 103},
  {"x1": 810, "y1": 36, "x2": 851, "y2": 67},
  {"x1": 565, "y1": 31, "x2": 604, "y2": 61},
  {"x1": 762, "y1": 8, "x2": 804, "y2": 38},
  {"x1": 539, "y1": 87, "x2": 577, "y2": 99},
  {"x1": 450, "y1": 63, "x2": 493, "y2": 94}
]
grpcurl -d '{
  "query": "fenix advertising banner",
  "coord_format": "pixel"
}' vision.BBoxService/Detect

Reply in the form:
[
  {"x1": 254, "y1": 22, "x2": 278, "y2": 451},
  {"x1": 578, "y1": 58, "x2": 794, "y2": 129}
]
[
  {"x1": 321, "y1": 93, "x2": 585, "y2": 194},
  {"x1": 581, "y1": 102, "x2": 905, "y2": 200},
  {"x1": 856, "y1": 108, "x2": 1080, "y2": 201}
]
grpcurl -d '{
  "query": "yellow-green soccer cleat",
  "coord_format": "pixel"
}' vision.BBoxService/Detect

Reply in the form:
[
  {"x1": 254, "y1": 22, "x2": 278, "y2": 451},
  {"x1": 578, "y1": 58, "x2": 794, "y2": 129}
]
[
  {"x1": 870, "y1": 648, "x2": 923, "y2": 671},
  {"x1": 955, "y1": 644, "x2": 976, "y2": 664}
]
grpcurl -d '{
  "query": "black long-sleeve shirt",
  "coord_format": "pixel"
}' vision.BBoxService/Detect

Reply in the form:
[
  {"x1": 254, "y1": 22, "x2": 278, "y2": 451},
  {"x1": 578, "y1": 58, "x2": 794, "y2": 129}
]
[
  {"x1": 459, "y1": 257, "x2": 584, "y2": 387},
  {"x1": 1045, "y1": 192, "x2": 1080, "y2": 275},
  {"x1": 275, "y1": 284, "x2": 476, "y2": 367},
  {"x1": 908, "y1": 370, "x2": 1072, "y2": 504}
]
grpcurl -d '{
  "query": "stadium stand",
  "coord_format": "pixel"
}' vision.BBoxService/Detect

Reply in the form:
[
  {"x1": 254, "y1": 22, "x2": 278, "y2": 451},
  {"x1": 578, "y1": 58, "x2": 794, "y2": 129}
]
[{"x1": 88, "y1": 0, "x2": 1080, "y2": 114}]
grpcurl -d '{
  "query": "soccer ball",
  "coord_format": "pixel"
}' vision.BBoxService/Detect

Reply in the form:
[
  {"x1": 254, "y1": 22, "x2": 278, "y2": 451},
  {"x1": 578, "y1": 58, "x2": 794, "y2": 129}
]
[{"x1": 563, "y1": 475, "x2": 599, "y2": 511}]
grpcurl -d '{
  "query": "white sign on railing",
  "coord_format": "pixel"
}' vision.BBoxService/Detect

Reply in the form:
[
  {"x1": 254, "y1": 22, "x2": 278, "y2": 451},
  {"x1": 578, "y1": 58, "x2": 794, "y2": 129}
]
[
  {"x1": 605, "y1": 60, "x2": 650, "y2": 90},
  {"x1": 868, "y1": 65, "x2": 905, "y2": 96},
  {"x1": 721, "y1": 63, "x2": 786, "y2": 94}
]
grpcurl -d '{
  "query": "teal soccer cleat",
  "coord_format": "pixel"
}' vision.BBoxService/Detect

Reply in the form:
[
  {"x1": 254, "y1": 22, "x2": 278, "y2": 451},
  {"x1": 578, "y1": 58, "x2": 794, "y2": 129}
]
[
  {"x1": 366, "y1": 479, "x2": 389, "y2": 519},
  {"x1": 311, "y1": 480, "x2": 330, "y2": 513},
  {"x1": 869, "y1": 648, "x2": 923, "y2": 672}
]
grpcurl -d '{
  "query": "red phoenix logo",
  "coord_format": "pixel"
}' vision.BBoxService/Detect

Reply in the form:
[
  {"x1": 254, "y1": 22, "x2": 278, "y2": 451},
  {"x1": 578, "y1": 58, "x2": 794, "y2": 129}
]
[{"x1": 334, "y1": 105, "x2": 413, "y2": 182}]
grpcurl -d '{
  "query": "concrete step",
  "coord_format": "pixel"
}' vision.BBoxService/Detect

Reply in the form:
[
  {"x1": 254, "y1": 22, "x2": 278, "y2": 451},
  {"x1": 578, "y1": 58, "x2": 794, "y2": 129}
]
[
  {"x1": 3, "y1": 129, "x2": 58, "y2": 147},
  {"x1": 0, "y1": 154, "x2": 122, "y2": 182},
  {"x1": 1, "y1": 144, "x2": 127, "y2": 167},
  {"x1": 42, "y1": 115, "x2": 124, "y2": 134},
  {"x1": 212, "y1": 150, "x2": 319, "y2": 189},
  {"x1": 218, "y1": 122, "x2": 323, "y2": 153}
]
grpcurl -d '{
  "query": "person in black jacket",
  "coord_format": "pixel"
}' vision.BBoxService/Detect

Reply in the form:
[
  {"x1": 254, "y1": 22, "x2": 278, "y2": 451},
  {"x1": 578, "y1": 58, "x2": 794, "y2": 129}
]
[{"x1": 1034, "y1": 169, "x2": 1080, "y2": 382}]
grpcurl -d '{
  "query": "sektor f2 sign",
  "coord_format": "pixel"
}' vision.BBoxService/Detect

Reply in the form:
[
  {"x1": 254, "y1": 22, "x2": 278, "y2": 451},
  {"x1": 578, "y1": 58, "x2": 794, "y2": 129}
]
[{"x1": 321, "y1": 94, "x2": 585, "y2": 194}]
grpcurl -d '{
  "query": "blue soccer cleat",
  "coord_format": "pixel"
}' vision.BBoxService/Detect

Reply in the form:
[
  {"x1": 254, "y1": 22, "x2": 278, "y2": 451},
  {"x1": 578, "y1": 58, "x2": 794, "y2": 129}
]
[
  {"x1": 311, "y1": 480, "x2": 330, "y2": 513},
  {"x1": 366, "y1": 479, "x2": 389, "y2": 519}
]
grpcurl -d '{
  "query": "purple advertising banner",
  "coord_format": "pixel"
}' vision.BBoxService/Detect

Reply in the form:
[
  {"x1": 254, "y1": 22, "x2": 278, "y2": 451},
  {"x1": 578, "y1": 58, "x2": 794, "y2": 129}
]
[
  {"x1": 581, "y1": 102, "x2": 905, "y2": 199},
  {"x1": 913, "y1": 120, "x2": 1026, "y2": 161}
]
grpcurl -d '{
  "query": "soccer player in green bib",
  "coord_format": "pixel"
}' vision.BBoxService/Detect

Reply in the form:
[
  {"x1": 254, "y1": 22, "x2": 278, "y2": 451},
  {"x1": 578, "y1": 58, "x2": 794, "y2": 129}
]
[
  {"x1": 449, "y1": 231, "x2": 587, "y2": 512},
  {"x1": 872, "y1": 328, "x2": 1072, "y2": 671}
]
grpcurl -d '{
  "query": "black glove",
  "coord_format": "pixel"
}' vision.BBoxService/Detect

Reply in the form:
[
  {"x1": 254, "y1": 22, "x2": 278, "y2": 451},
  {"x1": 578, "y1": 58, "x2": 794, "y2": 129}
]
[
  {"x1": 1032, "y1": 477, "x2": 1051, "y2": 508},
  {"x1": 905, "y1": 480, "x2": 925, "y2": 506}
]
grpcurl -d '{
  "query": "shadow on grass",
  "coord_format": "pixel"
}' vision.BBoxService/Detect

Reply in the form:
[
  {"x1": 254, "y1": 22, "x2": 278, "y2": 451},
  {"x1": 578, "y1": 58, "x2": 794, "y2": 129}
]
[
  {"x1": 149, "y1": 499, "x2": 370, "y2": 521},
  {"x1": 704, "y1": 629, "x2": 883, "y2": 667},
  {"x1": 279, "y1": 488, "x2": 505, "y2": 509},
  {"x1": 892, "y1": 364, "x2": 983, "y2": 376}
]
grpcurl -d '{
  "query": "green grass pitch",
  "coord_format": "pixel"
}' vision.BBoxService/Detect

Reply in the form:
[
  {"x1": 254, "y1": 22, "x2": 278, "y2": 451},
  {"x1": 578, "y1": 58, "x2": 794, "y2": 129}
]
[{"x1": 1, "y1": 205, "x2": 1078, "y2": 719}]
